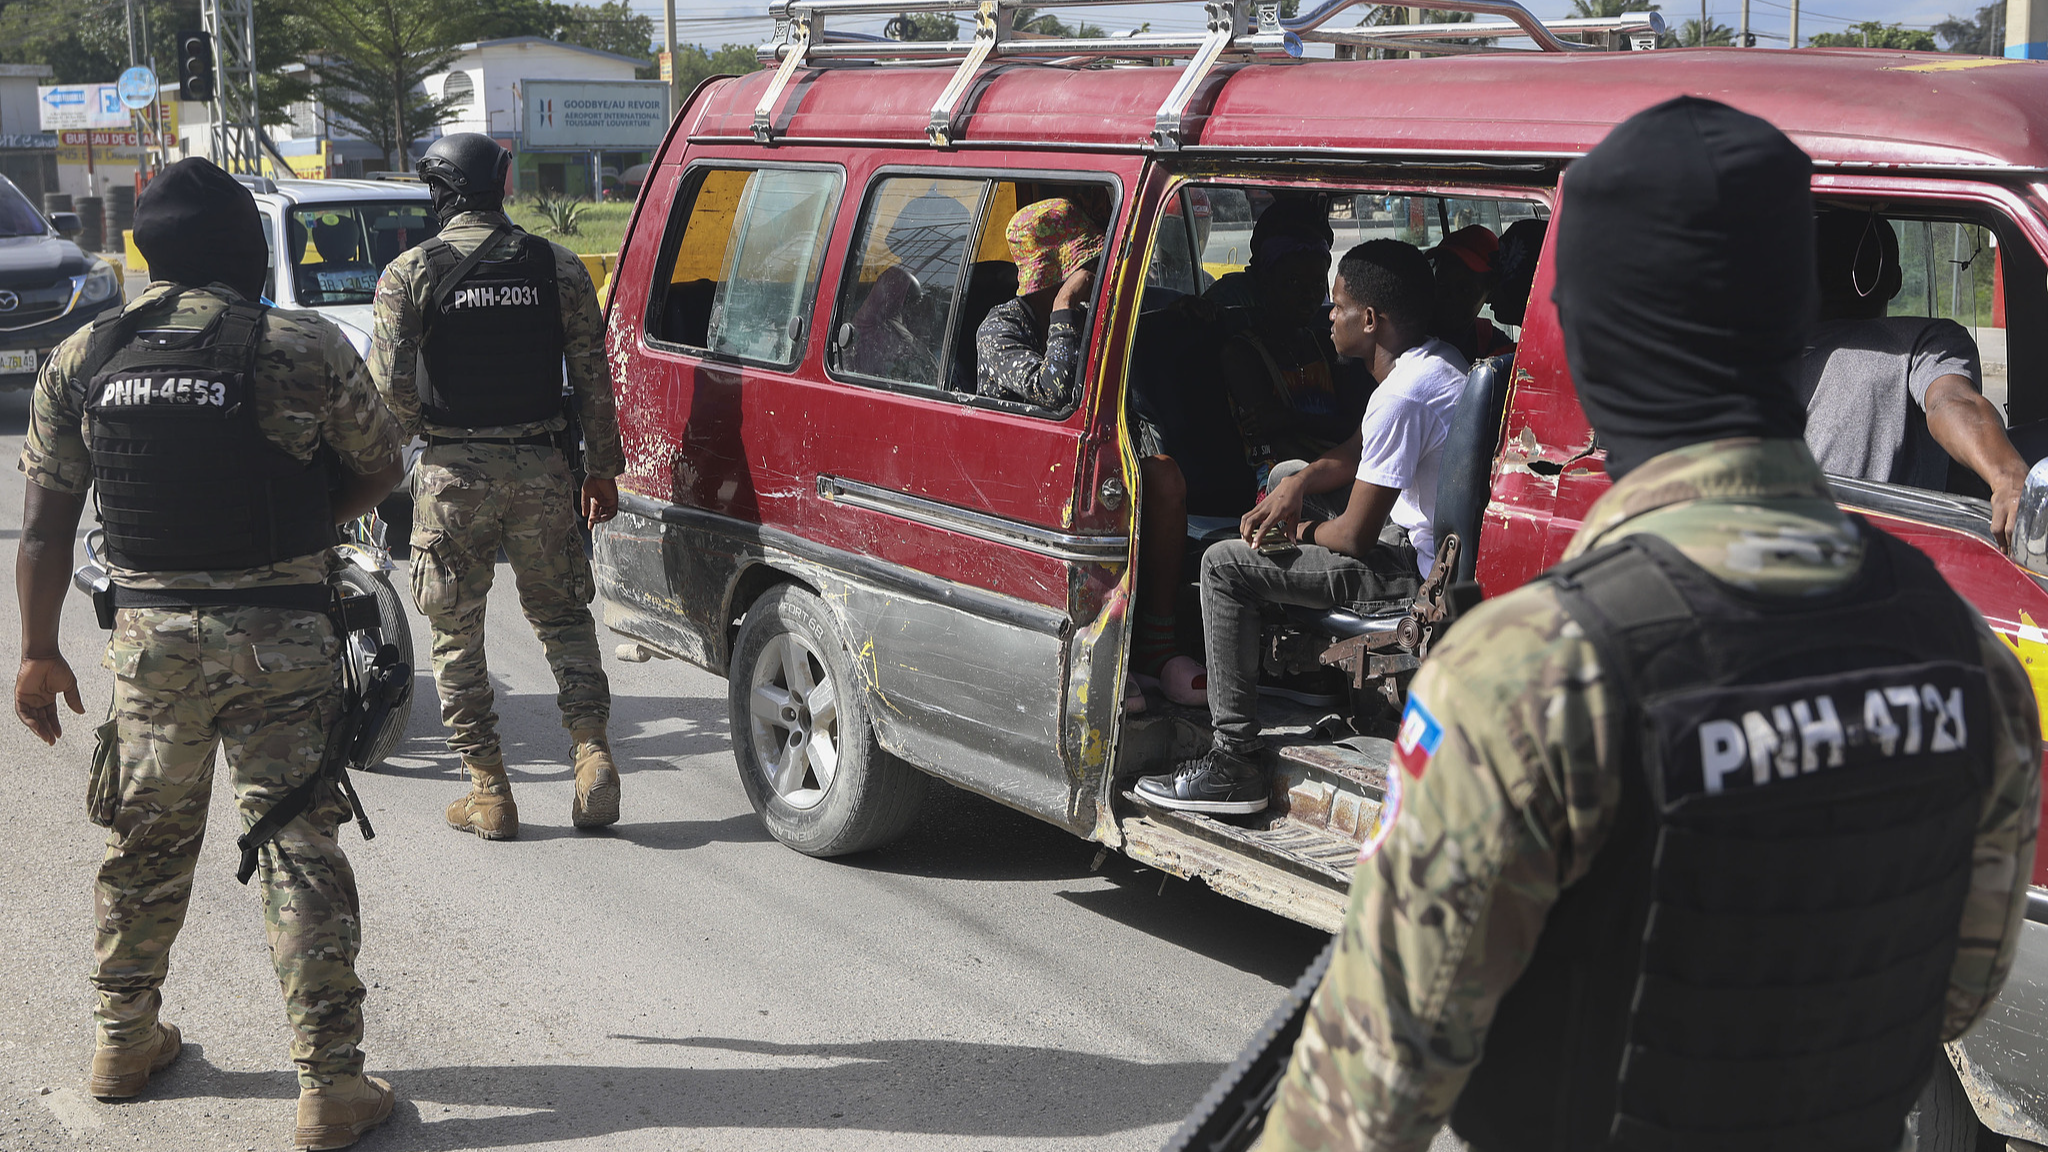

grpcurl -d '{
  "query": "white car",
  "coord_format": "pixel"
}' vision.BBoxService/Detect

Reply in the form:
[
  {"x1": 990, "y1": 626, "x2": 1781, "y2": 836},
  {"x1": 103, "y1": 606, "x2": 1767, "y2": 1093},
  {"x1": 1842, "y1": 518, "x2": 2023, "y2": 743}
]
[
  {"x1": 244, "y1": 175, "x2": 437, "y2": 360},
  {"x1": 244, "y1": 175, "x2": 438, "y2": 539}
]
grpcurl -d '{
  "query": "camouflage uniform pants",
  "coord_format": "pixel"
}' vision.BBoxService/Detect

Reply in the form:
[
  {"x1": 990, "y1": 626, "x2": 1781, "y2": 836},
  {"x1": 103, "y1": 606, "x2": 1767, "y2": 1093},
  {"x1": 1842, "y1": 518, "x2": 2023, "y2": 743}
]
[
  {"x1": 93, "y1": 605, "x2": 366, "y2": 1089},
  {"x1": 409, "y1": 441, "x2": 608, "y2": 762}
]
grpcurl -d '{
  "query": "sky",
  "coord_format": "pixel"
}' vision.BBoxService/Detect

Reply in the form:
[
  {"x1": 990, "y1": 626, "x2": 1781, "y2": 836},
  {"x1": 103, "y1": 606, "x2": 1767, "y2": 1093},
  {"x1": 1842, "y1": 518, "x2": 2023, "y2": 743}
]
[{"x1": 642, "y1": 0, "x2": 1984, "y2": 56}]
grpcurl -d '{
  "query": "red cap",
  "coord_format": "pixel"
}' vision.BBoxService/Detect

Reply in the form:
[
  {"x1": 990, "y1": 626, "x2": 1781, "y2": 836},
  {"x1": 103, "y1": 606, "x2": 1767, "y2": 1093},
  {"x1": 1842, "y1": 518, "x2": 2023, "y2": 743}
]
[{"x1": 1434, "y1": 225, "x2": 1500, "y2": 274}]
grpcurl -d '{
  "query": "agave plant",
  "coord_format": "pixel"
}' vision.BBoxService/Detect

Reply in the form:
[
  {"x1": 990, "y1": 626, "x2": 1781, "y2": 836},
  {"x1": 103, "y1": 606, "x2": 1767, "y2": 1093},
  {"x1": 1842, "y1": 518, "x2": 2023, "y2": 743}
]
[{"x1": 532, "y1": 193, "x2": 585, "y2": 238}]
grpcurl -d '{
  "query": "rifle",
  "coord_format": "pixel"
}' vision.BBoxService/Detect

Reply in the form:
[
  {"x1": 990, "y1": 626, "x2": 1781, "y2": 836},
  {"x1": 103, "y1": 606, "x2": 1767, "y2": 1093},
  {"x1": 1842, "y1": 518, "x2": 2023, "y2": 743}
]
[
  {"x1": 1164, "y1": 937, "x2": 1337, "y2": 1152},
  {"x1": 235, "y1": 643, "x2": 411, "y2": 884}
]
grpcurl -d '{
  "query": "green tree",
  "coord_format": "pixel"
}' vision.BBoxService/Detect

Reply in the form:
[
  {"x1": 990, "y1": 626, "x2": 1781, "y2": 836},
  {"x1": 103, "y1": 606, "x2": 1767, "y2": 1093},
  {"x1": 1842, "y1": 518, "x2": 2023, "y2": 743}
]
[
  {"x1": 554, "y1": 1, "x2": 657, "y2": 68},
  {"x1": 1674, "y1": 16, "x2": 1734, "y2": 44},
  {"x1": 449, "y1": 0, "x2": 655, "y2": 75},
  {"x1": 1011, "y1": 7, "x2": 1109, "y2": 37},
  {"x1": 1356, "y1": 7, "x2": 1485, "y2": 55},
  {"x1": 0, "y1": 0, "x2": 313, "y2": 126},
  {"x1": 1932, "y1": 1, "x2": 2004, "y2": 52},
  {"x1": 885, "y1": 12, "x2": 961, "y2": 39},
  {"x1": 670, "y1": 43, "x2": 763, "y2": 93},
  {"x1": 302, "y1": 0, "x2": 466, "y2": 168},
  {"x1": 1569, "y1": 0, "x2": 1658, "y2": 16},
  {"x1": 1806, "y1": 20, "x2": 1938, "y2": 47}
]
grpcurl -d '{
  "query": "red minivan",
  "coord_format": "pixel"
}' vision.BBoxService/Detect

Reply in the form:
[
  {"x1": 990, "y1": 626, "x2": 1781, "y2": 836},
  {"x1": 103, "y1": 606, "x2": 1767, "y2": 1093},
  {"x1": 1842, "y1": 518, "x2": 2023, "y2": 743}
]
[{"x1": 594, "y1": 10, "x2": 2048, "y2": 1140}]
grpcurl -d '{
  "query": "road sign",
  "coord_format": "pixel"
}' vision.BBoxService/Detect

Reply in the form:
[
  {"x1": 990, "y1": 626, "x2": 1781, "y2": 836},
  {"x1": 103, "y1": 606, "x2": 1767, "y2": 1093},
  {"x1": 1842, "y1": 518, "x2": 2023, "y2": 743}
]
[
  {"x1": 117, "y1": 67, "x2": 158, "y2": 110},
  {"x1": 522, "y1": 80, "x2": 669, "y2": 152},
  {"x1": 38, "y1": 83, "x2": 129, "y2": 131}
]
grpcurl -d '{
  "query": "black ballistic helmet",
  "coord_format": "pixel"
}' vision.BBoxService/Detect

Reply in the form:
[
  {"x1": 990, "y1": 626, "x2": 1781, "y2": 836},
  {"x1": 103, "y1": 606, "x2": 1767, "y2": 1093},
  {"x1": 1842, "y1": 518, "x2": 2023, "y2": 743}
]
[{"x1": 417, "y1": 132, "x2": 511, "y2": 217}]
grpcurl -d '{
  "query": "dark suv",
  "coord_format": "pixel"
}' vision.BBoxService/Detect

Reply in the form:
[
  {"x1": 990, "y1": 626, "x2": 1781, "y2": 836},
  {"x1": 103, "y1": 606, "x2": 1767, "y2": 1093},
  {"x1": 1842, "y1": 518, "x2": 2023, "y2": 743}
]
[{"x1": 0, "y1": 174, "x2": 123, "y2": 389}]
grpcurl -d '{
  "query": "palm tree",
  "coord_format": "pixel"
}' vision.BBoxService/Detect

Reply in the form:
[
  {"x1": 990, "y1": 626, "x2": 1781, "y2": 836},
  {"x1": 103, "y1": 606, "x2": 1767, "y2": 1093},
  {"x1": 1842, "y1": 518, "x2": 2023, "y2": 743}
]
[
  {"x1": 1677, "y1": 15, "x2": 1735, "y2": 43},
  {"x1": 1569, "y1": 0, "x2": 1659, "y2": 16}
]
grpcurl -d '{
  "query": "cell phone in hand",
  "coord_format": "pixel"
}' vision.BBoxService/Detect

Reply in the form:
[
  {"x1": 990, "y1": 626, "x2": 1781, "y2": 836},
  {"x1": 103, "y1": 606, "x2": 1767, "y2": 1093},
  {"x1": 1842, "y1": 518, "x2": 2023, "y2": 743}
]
[{"x1": 1256, "y1": 523, "x2": 1299, "y2": 557}]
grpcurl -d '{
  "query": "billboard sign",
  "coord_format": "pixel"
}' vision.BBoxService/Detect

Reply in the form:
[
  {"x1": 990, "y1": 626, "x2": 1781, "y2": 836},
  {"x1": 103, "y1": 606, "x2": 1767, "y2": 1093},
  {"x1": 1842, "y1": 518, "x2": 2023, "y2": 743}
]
[
  {"x1": 522, "y1": 80, "x2": 668, "y2": 152},
  {"x1": 39, "y1": 83, "x2": 129, "y2": 131}
]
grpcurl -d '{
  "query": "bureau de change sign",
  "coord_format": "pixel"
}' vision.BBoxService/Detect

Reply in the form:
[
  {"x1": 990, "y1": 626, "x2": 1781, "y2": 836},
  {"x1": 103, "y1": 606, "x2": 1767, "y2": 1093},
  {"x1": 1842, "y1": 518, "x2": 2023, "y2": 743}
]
[{"x1": 522, "y1": 80, "x2": 668, "y2": 152}]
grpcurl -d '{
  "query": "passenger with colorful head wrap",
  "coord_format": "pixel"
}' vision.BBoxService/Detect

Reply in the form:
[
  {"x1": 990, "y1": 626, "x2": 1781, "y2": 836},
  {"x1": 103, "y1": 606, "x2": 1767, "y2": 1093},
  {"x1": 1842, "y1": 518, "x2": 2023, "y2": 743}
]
[
  {"x1": 974, "y1": 198, "x2": 1194, "y2": 711},
  {"x1": 975, "y1": 197, "x2": 1103, "y2": 408}
]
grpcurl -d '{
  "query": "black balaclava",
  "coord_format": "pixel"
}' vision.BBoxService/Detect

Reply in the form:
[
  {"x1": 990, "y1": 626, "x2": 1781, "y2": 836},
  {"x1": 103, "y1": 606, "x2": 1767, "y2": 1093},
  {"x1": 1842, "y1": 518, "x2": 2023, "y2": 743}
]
[
  {"x1": 430, "y1": 183, "x2": 504, "y2": 224},
  {"x1": 1553, "y1": 96, "x2": 1816, "y2": 479},
  {"x1": 132, "y1": 158, "x2": 268, "y2": 300}
]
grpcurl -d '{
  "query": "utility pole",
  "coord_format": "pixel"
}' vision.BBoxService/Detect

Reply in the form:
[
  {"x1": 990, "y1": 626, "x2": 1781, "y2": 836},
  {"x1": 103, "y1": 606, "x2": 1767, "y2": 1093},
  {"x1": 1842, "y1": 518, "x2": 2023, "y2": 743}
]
[
  {"x1": 202, "y1": 0, "x2": 260, "y2": 172},
  {"x1": 1700, "y1": 0, "x2": 1706, "y2": 44},
  {"x1": 664, "y1": 0, "x2": 679, "y2": 119},
  {"x1": 1789, "y1": 0, "x2": 1800, "y2": 46},
  {"x1": 1740, "y1": 0, "x2": 1750, "y2": 44},
  {"x1": 2011, "y1": 0, "x2": 2044, "y2": 56}
]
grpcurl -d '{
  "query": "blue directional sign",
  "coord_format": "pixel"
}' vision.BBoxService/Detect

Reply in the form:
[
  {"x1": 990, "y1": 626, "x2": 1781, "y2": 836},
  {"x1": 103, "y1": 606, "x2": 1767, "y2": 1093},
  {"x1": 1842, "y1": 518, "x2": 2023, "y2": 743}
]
[
  {"x1": 38, "y1": 83, "x2": 131, "y2": 130},
  {"x1": 117, "y1": 68, "x2": 157, "y2": 111}
]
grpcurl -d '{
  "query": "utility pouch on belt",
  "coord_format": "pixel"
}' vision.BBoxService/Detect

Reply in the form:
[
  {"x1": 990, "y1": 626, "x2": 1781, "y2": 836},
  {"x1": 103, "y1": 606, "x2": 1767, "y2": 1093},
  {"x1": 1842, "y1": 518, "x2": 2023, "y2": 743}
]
[{"x1": 87, "y1": 713, "x2": 121, "y2": 828}]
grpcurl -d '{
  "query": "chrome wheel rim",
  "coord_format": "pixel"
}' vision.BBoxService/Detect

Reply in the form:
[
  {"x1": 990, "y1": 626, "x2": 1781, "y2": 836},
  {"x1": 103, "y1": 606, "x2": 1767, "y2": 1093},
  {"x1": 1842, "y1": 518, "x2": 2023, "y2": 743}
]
[{"x1": 747, "y1": 631, "x2": 839, "y2": 810}]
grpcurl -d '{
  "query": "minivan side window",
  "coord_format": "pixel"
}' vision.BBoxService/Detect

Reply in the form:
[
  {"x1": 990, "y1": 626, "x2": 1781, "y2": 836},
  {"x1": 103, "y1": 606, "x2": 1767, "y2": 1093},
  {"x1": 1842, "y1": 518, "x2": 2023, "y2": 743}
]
[
  {"x1": 826, "y1": 173, "x2": 1114, "y2": 411},
  {"x1": 646, "y1": 165, "x2": 843, "y2": 367},
  {"x1": 830, "y1": 176, "x2": 983, "y2": 390}
]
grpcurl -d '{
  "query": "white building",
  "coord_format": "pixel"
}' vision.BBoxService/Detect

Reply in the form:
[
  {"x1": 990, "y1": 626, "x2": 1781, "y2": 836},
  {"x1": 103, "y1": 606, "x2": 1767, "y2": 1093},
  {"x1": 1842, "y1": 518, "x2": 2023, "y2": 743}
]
[
  {"x1": 426, "y1": 36, "x2": 650, "y2": 196},
  {"x1": 264, "y1": 36, "x2": 650, "y2": 186}
]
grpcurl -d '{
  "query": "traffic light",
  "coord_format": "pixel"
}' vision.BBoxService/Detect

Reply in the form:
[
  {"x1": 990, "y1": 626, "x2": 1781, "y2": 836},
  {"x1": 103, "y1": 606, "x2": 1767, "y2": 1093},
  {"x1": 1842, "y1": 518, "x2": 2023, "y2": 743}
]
[{"x1": 178, "y1": 30, "x2": 214, "y2": 102}]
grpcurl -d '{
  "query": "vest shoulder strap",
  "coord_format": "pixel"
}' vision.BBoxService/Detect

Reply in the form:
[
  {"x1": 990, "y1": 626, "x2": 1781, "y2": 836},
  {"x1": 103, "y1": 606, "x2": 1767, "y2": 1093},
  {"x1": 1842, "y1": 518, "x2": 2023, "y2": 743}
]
[
  {"x1": 213, "y1": 300, "x2": 271, "y2": 376},
  {"x1": 72, "y1": 293, "x2": 168, "y2": 410},
  {"x1": 1546, "y1": 536, "x2": 1695, "y2": 700},
  {"x1": 427, "y1": 225, "x2": 515, "y2": 313}
]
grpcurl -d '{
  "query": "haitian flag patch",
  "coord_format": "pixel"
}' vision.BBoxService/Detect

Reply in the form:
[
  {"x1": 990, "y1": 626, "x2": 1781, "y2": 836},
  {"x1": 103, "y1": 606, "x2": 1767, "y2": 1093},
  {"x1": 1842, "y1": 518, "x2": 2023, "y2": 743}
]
[{"x1": 1395, "y1": 695, "x2": 1443, "y2": 779}]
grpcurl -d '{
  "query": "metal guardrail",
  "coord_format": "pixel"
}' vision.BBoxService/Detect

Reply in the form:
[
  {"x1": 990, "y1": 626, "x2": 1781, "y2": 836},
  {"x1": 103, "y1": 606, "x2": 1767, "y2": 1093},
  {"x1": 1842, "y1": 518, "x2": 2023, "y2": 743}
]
[{"x1": 749, "y1": 0, "x2": 1662, "y2": 148}]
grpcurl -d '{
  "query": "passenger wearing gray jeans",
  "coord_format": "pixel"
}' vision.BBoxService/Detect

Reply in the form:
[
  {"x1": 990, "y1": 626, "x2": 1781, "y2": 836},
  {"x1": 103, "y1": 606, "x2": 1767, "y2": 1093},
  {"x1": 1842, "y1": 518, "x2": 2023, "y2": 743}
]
[{"x1": 1137, "y1": 239, "x2": 1468, "y2": 816}]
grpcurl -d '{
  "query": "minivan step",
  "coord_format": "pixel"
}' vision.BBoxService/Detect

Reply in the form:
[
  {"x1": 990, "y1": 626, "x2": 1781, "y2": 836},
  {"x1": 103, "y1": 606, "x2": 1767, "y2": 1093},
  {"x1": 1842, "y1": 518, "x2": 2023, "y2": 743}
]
[
  {"x1": 1119, "y1": 814, "x2": 1348, "y2": 933},
  {"x1": 1274, "y1": 739, "x2": 1393, "y2": 846},
  {"x1": 1122, "y1": 790, "x2": 1362, "y2": 888}
]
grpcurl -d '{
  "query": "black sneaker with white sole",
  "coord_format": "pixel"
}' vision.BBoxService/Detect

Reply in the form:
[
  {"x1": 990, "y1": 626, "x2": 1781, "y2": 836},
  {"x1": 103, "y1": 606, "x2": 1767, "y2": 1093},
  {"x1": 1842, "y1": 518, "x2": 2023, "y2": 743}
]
[
  {"x1": 1133, "y1": 747, "x2": 1269, "y2": 815},
  {"x1": 1258, "y1": 668, "x2": 1342, "y2": 708}
]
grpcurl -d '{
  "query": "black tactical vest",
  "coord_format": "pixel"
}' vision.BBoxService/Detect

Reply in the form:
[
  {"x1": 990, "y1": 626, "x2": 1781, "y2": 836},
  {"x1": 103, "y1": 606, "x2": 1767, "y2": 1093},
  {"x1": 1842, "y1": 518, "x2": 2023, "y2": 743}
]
[
  {"x1": 77, "y1": 298, "x2": 336, "y2": 572},
  {"x1": 1451, "y1": 527, "x2": 1993, "y2": 1152},
  {"x1": 419, "y1": 229, "x2": 565, "y2": 427}
]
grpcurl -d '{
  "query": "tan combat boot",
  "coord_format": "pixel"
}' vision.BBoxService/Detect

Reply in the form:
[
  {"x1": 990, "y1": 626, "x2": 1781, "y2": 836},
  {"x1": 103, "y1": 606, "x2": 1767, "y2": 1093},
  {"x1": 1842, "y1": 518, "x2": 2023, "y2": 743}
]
[
  {"x1": 571, "y1": 733, "x2": 621, "y2": 829},
  {"x1": 446, "y1": 756, "x2": 518, "y2": 840},
  {"x1": 294, "y1": 1074, "x2": 396, "y2": 1150},
  {"x1": 87, "y1": 1021, "x2": 182, "y2": 1099}
]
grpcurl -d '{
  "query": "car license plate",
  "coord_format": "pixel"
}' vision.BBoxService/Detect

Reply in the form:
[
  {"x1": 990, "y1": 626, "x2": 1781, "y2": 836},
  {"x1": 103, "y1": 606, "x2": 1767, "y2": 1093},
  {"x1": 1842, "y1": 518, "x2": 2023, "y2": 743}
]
[{"x1": 0, "y1": 349, "x2": 36, "y2": 375}]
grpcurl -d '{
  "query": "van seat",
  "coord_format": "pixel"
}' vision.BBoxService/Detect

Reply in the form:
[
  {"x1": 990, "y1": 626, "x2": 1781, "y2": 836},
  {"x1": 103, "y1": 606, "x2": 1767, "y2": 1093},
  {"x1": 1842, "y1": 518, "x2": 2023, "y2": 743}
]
[
  {"x1": 949, "y1": 260, "x2": 1019, "y2": 390},
  {"x1": 664, "y1": 279, "x2": 717, "y2": 347},
  {"x1": 1288, "y1": 605, "x2": 1406, "y2": 639}
]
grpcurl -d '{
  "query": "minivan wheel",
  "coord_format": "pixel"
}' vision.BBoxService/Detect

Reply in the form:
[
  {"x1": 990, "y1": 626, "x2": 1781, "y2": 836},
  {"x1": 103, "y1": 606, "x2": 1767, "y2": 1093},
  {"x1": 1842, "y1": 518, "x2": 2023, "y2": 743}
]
[
  {"x1": 727, "y1": 584, "x2": 928, "y2": 856},
  {"x1": 1910, "y1": 1053, "x2": 1998, "y2": 1152}
]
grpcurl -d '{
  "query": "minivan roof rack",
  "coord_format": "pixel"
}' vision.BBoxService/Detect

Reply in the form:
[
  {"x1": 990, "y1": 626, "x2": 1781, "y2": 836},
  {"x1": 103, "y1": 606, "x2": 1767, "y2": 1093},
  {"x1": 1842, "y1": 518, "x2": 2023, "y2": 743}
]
[{"x1": 754, "y1": 0, "x2": 1664, "y2": 149}]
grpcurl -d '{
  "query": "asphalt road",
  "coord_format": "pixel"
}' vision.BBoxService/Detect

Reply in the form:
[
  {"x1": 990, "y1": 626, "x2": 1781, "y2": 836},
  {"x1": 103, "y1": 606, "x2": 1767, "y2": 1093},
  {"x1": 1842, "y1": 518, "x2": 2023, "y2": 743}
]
[{"x1": 0, "y1": 384, "x2": 1341, "y2": 1152}]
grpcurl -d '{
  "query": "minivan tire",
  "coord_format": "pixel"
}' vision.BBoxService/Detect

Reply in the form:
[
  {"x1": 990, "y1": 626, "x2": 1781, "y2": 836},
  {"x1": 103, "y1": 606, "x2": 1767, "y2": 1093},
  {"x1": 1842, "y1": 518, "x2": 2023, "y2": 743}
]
[
  {"x1": 1910, "y1": 1052, "x2": 1997, "y2": 1152},
  {"x1": 727, "y1": 583, "x2": 928, "y2": 856}
]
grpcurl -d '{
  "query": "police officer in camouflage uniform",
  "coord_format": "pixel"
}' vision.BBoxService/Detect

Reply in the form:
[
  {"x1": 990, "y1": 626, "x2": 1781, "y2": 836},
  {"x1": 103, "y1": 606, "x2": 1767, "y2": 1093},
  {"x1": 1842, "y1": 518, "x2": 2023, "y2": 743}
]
[
  {"x1": 369, "y1": 133, "x2": 625, "y2": 841},
  {"x1": 13, "y1": 159, "x2": 404, "y2": 1149},
  {"x1": 1260, "y1": 99, "x2": 2042, "y2": 1152}
]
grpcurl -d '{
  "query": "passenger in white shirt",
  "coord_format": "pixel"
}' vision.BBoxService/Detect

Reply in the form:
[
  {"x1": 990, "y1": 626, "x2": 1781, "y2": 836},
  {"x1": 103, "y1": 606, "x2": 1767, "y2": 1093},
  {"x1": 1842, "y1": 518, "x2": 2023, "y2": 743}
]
[{"x1": 1136, "y1": 239, "x2": 1469, "y2": 815}]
